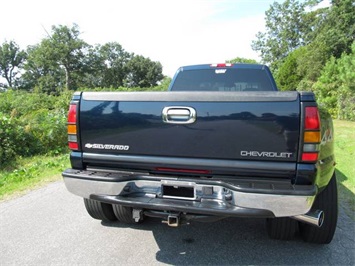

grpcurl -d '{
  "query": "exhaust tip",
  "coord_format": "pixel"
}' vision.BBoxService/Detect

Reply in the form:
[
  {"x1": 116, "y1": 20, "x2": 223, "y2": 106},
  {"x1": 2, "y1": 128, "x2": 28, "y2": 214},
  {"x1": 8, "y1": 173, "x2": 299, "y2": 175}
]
[
  {"x1": 292, "y1": 209, "x2": 324, "y2": 227},
  {"x1": 309, "y1": 209, "x2": 324, "y2": 227},
  {"x1": 317, "y1": 210, "x2": 324, "y2": 227}
]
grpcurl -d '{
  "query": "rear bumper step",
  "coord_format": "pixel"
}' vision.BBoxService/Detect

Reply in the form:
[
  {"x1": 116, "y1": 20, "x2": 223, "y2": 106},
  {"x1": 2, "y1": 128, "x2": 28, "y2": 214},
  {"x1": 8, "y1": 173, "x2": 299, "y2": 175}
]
[
  {"x1": 63, "y1": 168, "x2": 317, "y2": 218},
  {"x1": 91, "y1": 194, "x2": 274, "y2": 218}
]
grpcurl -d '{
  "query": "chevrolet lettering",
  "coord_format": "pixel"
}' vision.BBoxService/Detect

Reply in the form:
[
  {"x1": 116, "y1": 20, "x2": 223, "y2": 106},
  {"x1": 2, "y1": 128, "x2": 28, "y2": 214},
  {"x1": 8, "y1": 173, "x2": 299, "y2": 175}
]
[{"x1": 241, "y1": 151, "x2": 293, "y2": 158}]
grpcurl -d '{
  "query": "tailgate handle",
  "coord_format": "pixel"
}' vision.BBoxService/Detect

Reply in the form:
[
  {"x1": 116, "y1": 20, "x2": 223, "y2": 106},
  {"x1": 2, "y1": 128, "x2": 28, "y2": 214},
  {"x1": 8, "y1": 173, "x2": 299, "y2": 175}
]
[{"x1": 162, "y1": 106, "x2": 196, "y2": 124}]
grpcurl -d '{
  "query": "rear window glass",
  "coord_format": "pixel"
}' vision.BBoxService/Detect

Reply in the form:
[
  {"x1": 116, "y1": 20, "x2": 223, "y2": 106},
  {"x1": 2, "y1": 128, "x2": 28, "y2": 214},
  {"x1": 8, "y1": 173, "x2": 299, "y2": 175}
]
[{"x1": 171, "y1": 69, "x2": 275, "y2": 91}]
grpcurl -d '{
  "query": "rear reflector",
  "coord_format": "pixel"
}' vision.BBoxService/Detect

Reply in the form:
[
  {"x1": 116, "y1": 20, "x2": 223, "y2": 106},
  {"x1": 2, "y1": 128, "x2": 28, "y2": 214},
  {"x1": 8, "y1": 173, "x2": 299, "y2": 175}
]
[
  {"x1": 155, "y1": 167, "x2": 211, "y2": 175},
  {"x1": 69, "y1": 142, "x2": 79, "y2": 150},
  {"x1": 302, "y1": 153, "x2": 318, "y2": 162}
]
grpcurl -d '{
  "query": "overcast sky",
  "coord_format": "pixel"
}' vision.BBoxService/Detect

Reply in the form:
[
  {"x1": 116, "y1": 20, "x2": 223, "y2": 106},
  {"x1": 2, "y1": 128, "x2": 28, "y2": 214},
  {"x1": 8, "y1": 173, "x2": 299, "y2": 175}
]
[{"x1": 0, "y1": 0, "x2": 330, "y2": 77}]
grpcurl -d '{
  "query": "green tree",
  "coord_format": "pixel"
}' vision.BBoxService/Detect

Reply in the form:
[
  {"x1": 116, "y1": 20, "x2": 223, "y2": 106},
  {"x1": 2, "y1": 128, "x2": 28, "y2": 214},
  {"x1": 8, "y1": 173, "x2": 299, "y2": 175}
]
[
  {"x1": 23, "y1": 24, "x2": 89, "y2": 92},
  {"x1": 15, "y1": 23, "x2": 165, "y2": 91},
  {"x1": 95, "y1": 42, "x2": 131, "y2": 88},
  {"x1": 299, "y1": 0, "x2": 355, "y2": 82},
  {"x1": 313, "y1": 56, "x2": 339, "y2": 116},
  {"x1": 124, "y1": 55, "x2": 164, "y2": 88},
  {"x1": 313, "y1": 0, "x2": 355, "y2": 59},
  {"x1": 253, "y1": 0, "x2": 355, "y2": 72},
  {"x1": 0, "y1": 40, "x2": 26, "y2": 88},
  {"x1": 46, "y1": 24, "x2": 89, "y2": 90},
  {"x1": 81, "y1": 43, "x2": 164, "y2": 89},
  {"x1": 21, "y1": 44, "x2": 64, "y2": 93},
  {"x1": 251, "y1": 0, "x2": 312, "y2": 70},
  {"x1": 226, "y1": 57, "x2": 258, "y2": 64},
  {"x1": 334, "y1": 42, "x2": 355, "y2": 120},
  {"x1": 313, "y1": 42, "x2": 355, "y2": 120},
  {"x1": 274, "y1": 47, "x2": 306, "y2": 91}
]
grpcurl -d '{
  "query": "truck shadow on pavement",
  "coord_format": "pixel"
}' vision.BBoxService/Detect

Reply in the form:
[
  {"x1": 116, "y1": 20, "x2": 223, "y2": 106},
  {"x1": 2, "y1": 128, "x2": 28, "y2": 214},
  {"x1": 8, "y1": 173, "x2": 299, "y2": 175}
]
[
  {"x1": 335, "y1": 168, "x2": 355, "y2": 220},
  {"x1": 102, "y1": 206, "x2": 355, "y2": 265}
]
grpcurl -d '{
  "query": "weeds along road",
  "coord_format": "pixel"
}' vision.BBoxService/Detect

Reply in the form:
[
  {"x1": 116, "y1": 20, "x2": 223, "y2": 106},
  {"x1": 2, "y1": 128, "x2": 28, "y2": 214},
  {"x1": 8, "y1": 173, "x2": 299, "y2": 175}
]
[{"x1": 0, "y1": 181, "x2": 354, "y2": 265}]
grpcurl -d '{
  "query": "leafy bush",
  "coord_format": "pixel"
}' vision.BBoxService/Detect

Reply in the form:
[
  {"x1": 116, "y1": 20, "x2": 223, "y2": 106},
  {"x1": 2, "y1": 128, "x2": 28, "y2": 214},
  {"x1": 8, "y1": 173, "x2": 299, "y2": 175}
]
[
  {"x1": 0, "y1": 114, "x2": 18, "y2": 166},
  {"x1": 0, "y1": 114, "x2": 36, "y2": 167},
  {"x1": 0, "y1": 91, "x2": 69, "y2": 167},
  {"x1": 22, "y1": 109, "x2": 67, "y2": 155},
  {"x1": 0, "y1": 90, "x2": 57, "y2": 117},
  {"x1": 313, "y1": 42, "x2": 355, "y2": 121}
]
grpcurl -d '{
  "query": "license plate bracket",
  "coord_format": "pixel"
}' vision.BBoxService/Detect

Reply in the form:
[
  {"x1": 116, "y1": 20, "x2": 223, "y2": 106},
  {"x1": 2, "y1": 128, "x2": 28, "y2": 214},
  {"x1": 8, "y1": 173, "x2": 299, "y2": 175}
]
[{"x1": 162, "y1": 185, "x2": 195, "y2": 199}]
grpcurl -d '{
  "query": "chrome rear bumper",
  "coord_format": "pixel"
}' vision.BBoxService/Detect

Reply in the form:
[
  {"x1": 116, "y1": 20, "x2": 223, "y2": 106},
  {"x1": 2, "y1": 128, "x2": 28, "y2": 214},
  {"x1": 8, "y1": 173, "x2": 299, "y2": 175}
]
[{"x1": 63, "y1": 169, "x2": 317, "y2": 218}]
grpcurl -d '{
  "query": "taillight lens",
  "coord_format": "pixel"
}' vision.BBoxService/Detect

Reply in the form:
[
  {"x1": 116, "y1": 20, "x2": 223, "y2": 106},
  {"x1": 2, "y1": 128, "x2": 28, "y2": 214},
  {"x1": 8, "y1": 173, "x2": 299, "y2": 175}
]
[
  {"x1": 67, "y1": 124, "x2": 77, "y2": 134},
  {"x1": 68, "y1": 104, "x2": 77, "y2": 123},
  {"x1": 305, "y1": 107, "x2": 320, "y2": 130},
  {"x1": 302, "y1": 106, "x2": 321, "y2": 162},
  {"x1": 301, "y1": 153, "x2": 319, "y2": 162},
  {"x1": 68, "y1": 142, "x2": 79, "y2": 150},
  {"x1": 67, "y1": 103, "x2": 78, "y2": 150},
  {"x1": 304, "y1": 131, "x2": 321, "y2": 142}
]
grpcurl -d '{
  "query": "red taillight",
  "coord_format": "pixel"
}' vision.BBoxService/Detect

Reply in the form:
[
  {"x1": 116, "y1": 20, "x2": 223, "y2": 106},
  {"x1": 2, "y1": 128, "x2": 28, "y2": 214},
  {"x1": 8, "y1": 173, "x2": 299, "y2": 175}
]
[
  {"x1": 302, "y1": 106, "x2": 321, "y2": 162},
  {"x1": 69, "y1": 142, "x2": 79, "y2": 150},
  {"x1": 302, "y1": 153, "x2": 318, "y2": 162},
  {"x1": 68, "y1": 104, "x2": 77, "y2": 123},
  {"x1": 67, "y1": 103, "x2": 78, "y2": 150},
  {"x1": 305, "y1": 107, "x2": 320, "y2": 130}
]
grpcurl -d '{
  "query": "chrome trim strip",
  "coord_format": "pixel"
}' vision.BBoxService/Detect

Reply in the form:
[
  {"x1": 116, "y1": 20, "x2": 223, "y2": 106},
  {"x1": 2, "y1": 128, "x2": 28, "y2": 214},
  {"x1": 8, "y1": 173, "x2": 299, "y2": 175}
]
[
  {"x1": 82, "y1": 153, "x2": 296, "y2": 172},
  {"x1": 81, "y1": 91, "x2": 299, "y2": 102}
]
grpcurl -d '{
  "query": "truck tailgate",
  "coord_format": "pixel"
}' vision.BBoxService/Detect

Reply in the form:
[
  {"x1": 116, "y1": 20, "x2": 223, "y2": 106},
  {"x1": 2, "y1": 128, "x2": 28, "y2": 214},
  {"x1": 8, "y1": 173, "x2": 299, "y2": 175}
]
[{"x1": 79, "y1": 91, "x2": 300, "y2": 162}]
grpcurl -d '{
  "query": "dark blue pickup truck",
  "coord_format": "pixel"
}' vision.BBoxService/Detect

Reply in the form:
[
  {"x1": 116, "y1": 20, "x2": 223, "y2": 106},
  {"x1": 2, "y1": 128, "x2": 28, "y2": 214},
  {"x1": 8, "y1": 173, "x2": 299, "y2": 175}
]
[{"x1": 62, "y1": 63, "x2": 337, "y2": 244}]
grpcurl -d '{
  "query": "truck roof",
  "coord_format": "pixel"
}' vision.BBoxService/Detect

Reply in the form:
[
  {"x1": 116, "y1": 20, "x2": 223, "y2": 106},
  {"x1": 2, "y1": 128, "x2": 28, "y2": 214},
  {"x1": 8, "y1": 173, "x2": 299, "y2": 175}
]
[{"x1": 176, "y1": 63, "x2": 269, "y2": 71}]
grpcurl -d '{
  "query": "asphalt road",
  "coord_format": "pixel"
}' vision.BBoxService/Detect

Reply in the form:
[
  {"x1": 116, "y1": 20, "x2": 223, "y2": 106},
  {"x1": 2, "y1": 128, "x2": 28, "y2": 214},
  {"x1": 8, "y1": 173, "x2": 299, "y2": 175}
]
[{"x1": 1, "y1": 181, "x2": 354, "y2": 265}]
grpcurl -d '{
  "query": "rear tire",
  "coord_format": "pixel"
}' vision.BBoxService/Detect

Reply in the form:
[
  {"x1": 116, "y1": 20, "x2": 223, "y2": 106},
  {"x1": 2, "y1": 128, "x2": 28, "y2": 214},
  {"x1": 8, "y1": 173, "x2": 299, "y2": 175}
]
[
  {"x1": 83, "y1": 198, "x2": 117, "y2": 222},
  {"x1": 113, "y1": 204, "x2": 135, "y2": 223},
  {"x1": 299, "y1": 173, "x2": 338, "y2": 244},
  {"x1": 266, "y1": 217, "x2": 298, "y2": 240}
]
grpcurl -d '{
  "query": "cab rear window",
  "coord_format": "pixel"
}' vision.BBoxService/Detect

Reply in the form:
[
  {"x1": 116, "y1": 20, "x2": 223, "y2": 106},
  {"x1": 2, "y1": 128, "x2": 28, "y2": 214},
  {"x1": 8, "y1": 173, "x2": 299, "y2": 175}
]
[{"x1": 170, "y1": 69, "x2": 275, "y2": 91}]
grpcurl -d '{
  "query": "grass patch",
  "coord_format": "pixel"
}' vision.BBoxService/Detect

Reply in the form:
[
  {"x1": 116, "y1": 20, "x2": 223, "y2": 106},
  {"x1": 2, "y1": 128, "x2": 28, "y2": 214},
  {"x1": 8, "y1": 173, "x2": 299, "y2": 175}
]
[
  {"x1": 0, "y1": 154, "x2": 70, "y2": 201},
  {"x1": 333, "y1": 120, "x2": 355, "y2": 218}
]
